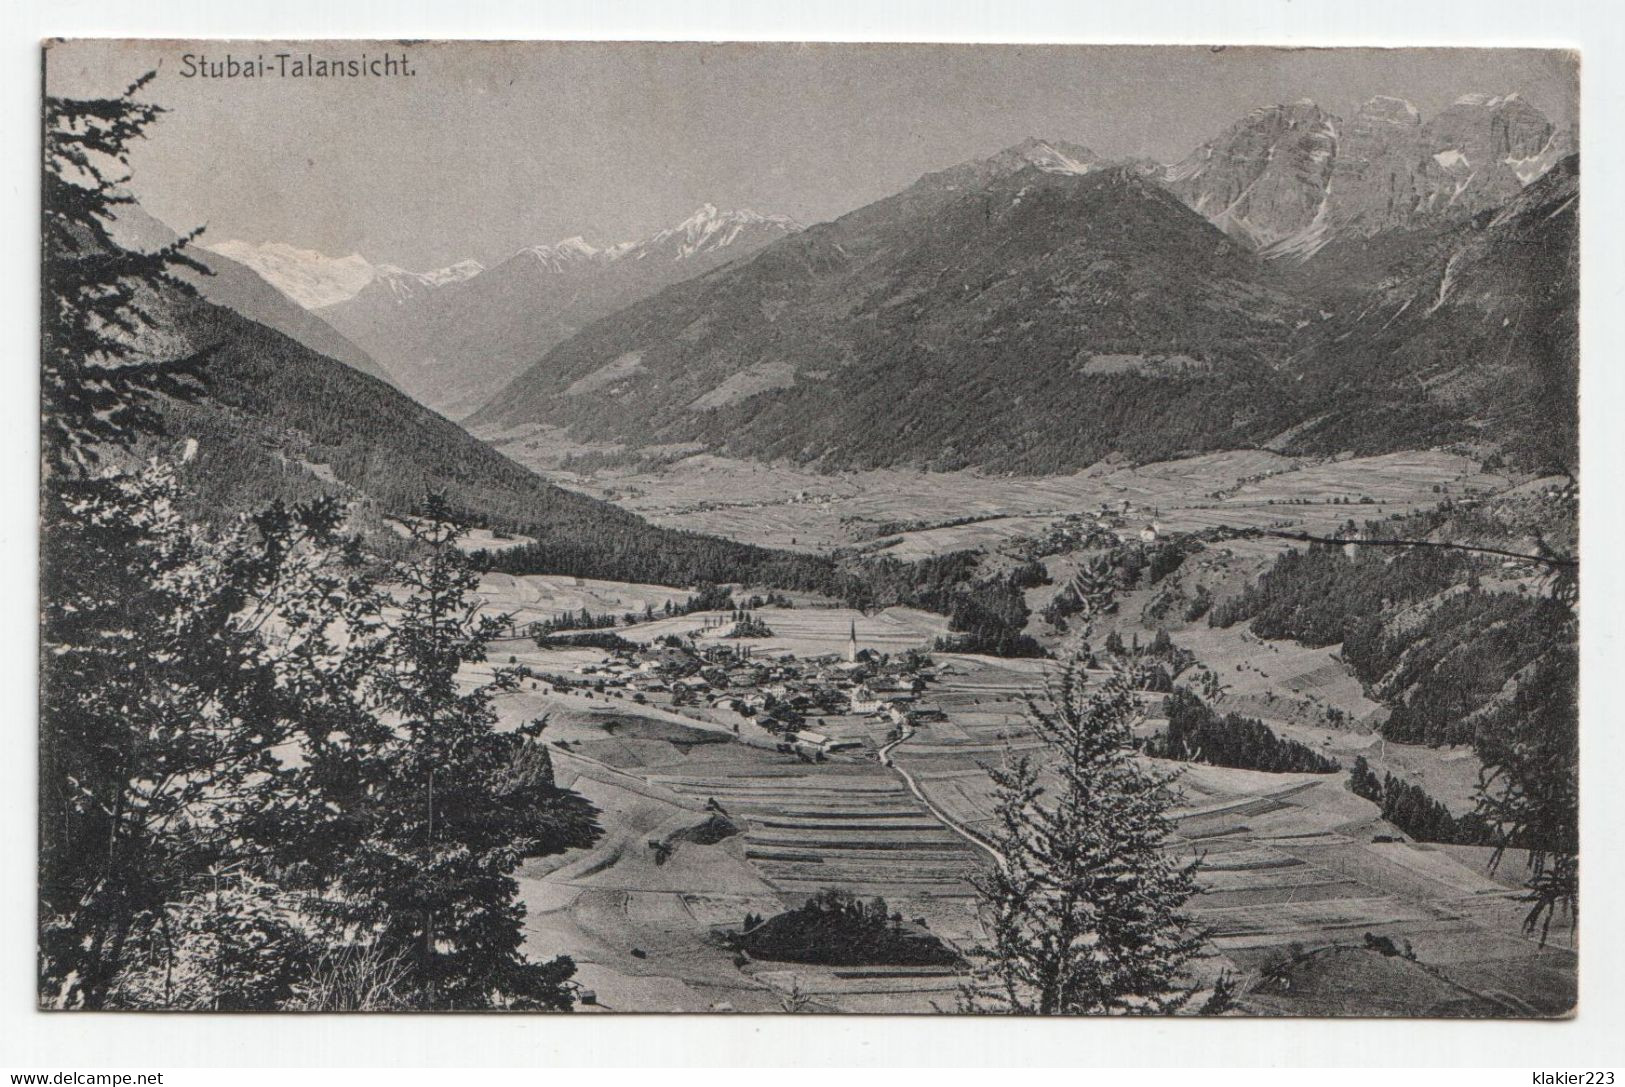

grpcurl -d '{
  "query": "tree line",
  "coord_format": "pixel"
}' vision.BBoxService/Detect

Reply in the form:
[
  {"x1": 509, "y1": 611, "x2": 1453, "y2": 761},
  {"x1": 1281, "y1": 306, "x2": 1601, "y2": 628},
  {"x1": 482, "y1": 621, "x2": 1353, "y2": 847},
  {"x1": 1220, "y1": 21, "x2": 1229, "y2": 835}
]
[
  {"x1": 40, "y1": 76, "x2": 600, "y2": 1010},
  {"x1": 1144, "y1": 690, "x2": 1340, "y2": 774},
  {"x1": 1347, "y1": 757, "x2": 1494, "y2": 847}
]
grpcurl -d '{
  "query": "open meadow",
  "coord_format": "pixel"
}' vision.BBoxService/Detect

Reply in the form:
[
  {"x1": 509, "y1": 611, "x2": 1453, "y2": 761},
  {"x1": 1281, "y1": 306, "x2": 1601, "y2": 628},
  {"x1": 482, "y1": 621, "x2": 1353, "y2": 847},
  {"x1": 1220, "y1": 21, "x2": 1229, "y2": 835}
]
[
  {"x1": 454, "y1": 626, "x2": 1575, "y2": 1014},
  {"x1": 475, "y1": 438, "x2": 1510, "y2": 558},
  {"x1": 448, "y1": 443, "x2": 1569, "y2": 1014}
]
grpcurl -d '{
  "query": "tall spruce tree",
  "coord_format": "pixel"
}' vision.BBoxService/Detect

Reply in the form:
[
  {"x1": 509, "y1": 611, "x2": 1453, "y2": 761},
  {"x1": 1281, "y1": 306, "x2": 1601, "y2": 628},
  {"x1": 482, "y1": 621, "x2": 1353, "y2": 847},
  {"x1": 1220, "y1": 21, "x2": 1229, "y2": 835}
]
[
  {"x1": 38, "y1": 71, "x2": 384, "y2": 1009},
  {"x1": 961, "y1": 663, "x2": 1207, "y2": 1014},
  {"x1": 332, "y1": 502, "x2": 598, "y2": 1009},
  {"x1": 40, "y1": 74, "x2": 600, "y2": 1010},
  {"x1": 42, "y1": 70, "x2": 208, "y2": 476},
  {"x1": 39, "y1": 463, "x2": 377, "y2": 1008}
]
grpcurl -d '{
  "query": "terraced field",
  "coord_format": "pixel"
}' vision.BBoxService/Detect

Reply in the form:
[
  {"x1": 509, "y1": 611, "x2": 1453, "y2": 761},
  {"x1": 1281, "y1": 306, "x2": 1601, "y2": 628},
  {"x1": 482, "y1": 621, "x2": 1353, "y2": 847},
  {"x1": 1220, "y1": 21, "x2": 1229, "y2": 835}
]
[
  {"x1": 890, "y1": 657, "x2": 1576, "y2": 1016},
  {"x1": 462, "y1": 438, "x2": 1570, "y2": 1015},
  {"x1": 491, "y1": 639, "x2": 1575, "y2": 1014},
  {"x1": 503, "y1": 687, "x2": 984, "y2": 1012},
  {"x1": 648, "y1": 764, "x2": 983, "y2": 908}
]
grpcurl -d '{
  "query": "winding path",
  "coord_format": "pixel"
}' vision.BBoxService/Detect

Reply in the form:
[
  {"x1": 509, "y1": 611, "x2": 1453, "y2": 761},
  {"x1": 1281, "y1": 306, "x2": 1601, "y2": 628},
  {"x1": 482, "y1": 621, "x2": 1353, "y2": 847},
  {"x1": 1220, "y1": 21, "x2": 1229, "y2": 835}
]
[{"x1": 877, "y1": 724, "x2": 1005, "y2": 867}]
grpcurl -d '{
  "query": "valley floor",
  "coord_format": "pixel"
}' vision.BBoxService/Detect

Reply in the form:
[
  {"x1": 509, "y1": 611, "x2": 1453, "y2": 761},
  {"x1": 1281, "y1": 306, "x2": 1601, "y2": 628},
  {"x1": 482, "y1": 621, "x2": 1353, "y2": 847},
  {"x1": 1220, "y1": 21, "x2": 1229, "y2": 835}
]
[
  {"x1": 476, "y1": 430, "x2": 1510, "y2": 557},
  {"x1": 456, "y1": 445, "x2": 1572, "y2": 1014},
  {"x1": 467, "y1": 581, "x2": 1574, "y2": 1015}
]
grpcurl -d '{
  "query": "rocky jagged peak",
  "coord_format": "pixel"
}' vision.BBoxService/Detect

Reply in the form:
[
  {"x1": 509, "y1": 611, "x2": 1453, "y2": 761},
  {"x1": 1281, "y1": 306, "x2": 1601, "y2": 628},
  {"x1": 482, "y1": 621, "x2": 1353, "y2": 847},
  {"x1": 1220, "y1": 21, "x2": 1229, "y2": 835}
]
[
  {"x1": 1171, "y1": 91, "x2": 1565, "y2": 259},
  {"x1": 519, "y1": 236, "x2": 606, "y2": 271},
  {"x1": 911, "y1": 137, "x2": 1103, "y2": 195},
  {"x1": 1164, "y1": 101, "x2": 1338, "y2": 249},
  {"x1": 1001, "y1": 136, "x2": 1100, "y2": 175},
  {"x1": 1356, "y1": 95, "x2": 1421, "y2": 126}
]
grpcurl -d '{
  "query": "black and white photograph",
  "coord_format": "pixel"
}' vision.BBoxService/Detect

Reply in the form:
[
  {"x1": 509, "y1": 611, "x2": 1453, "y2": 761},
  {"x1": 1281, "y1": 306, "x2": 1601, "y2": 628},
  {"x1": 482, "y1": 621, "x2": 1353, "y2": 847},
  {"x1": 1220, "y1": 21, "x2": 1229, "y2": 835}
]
[{"x1": 36, "y1": 37, "x2": 1581, "y2": 1020}]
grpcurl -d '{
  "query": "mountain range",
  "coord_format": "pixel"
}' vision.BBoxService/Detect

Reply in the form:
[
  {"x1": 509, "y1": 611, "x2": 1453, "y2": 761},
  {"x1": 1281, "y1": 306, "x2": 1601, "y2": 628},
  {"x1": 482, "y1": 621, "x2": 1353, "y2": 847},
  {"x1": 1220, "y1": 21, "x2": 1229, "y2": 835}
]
[
  {"x1": 148, "y1": 90, "x2": 1575, "y2": 494},
  {"x1": 467, "y1": 110, "x2": 1576, "y2": 475},
  {"x1": 108, "y1": 203, "x2": 394, "y2": 385},
  {"x1": 470, "y1": 152, "x2": 1305, "y2": 471},
  {"x1": 1166, "y1": 93, "x2": 1572, "y2": 258},
  {"x1": 212, "y1": 205, "x2": 801, "y2": 418},
  {"x1": 111, "y1": 245, "x2": 832, "y2": 590},
  {"x1": 1284, "y1": 153, "x2": 1578, "y2": 470}
]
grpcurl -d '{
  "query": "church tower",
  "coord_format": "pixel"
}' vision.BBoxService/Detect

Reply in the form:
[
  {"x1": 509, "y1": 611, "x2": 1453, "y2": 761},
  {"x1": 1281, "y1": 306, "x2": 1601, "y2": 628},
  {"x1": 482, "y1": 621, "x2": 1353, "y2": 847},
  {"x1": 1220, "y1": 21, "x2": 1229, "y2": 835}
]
[{"x1": 847, "y1": 620, "x2": 858, "y2": 663}]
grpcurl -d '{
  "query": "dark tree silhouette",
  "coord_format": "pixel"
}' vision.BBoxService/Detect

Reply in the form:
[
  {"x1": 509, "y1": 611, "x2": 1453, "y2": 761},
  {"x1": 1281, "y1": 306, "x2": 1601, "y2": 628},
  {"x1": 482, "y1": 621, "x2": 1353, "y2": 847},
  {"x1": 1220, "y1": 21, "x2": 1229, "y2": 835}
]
[
  {"x1": 962, "y1": 664, "x2": 1207, "y2": 1014},
  {"x1": 42, "y1": 70, "x2": 209, "y2": 475},
  {"x1": 328, "y1": 502, "x2": 600, "y2": 1009}
]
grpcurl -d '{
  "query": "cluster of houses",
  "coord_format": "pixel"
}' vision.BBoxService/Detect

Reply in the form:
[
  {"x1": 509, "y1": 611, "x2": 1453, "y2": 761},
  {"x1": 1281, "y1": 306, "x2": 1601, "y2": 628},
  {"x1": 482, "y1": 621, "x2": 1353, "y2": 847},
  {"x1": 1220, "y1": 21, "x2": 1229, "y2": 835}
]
[
  {"x1": 537, "y1": 622, "x2": 947, "y2": 758},
  {"x1": 1018, "y1": 501, "x2": 1165, "y2": 559}
]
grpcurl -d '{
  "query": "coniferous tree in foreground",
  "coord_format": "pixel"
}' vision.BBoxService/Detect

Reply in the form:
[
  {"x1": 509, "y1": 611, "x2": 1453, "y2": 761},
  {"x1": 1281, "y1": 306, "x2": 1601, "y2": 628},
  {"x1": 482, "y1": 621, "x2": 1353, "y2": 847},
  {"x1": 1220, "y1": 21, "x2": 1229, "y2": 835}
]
[
  {"x1": 38, "y1": 70, "x2": 336, "y2": 1008},
  {"x1": 40, "y1": 75, "x2": 599, "y2": 1009},
  {"x1": 329, "y1": 503, "x2": 599, "y2": 1009},
  {"x1": 961, "y1": 663, "x2": 1207, "y2": 1014},
  {"x1": 1474, "y1": 646, "x2": 1578, "y2": 942},
  {"x1": 42, "y1": 70, "x2": 208, "y2": 477},
  {"x1": 41, "y1": 465, "x2": 365, "y2": 1007}
]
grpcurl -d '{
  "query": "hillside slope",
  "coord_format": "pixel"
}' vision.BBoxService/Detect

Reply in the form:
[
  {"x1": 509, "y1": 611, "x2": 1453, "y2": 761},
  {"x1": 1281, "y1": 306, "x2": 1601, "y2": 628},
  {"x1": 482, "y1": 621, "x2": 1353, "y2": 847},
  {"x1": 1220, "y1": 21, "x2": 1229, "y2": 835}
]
[
  {"x1": 138, "y1": 287, "x2": 834, "y2": 588},
  {"x1": 472, "y1": 153, "x2": 1306, "y2": 473},
  {"x1": 319, "y1": 206, "x2": 799, "y2": 419},
  {"x1": 1281, "y1": 155, "x2": 1578, "y2": 471},
  {"x1": 107, "y1": 203, "x2": 395, "y2": 386}
]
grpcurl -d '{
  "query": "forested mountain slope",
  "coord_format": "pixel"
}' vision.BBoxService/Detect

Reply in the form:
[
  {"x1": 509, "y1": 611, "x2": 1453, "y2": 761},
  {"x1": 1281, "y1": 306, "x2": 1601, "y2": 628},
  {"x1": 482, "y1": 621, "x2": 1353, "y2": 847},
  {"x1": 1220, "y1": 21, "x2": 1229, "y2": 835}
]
[
  {"x1": 1279, "y1": 155, "x2": 1578, "y2": 472},
  {"x1": 138, "y1": 287, "x2": 835, "y2": 587},
  {"x1": 473, "y1": 157, "x2": 1306, "y2": 472},
  {"x1": 474, "y1": 145, "x2": 1576, "y2": 475}
]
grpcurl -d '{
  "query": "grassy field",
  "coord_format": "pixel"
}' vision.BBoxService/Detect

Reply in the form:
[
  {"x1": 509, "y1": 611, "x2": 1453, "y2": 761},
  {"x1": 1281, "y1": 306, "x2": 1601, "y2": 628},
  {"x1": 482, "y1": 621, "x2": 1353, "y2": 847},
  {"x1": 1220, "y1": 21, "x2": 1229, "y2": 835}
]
[
  {"x1": 474, "y1": 441, "x2": 1507, "y2": 558},
  {"x1": 449, "y1": 438, "x2": 1568, "y2": 1014},
  {"x1": 487, "y1": 681, "x2": 984, "y2": 1012},
  {"x1": 476, "y1": 572, "x2": 695, "y2": 633},
  {"x1": 889, "y1": 656, "x2": 1575, "y2": 1016},
  {"x1": 616, "y1": 605, "x2": 950, "y2": 658},
  {"x1": 468, "y1": 622, "x2": 1574, "y2": 1013}
]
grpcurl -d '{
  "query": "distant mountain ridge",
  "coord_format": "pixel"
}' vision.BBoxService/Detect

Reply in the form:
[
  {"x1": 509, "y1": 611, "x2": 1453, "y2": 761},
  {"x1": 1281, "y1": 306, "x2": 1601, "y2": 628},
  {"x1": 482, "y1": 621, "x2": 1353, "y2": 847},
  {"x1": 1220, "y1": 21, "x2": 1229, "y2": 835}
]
[
  {"x1": 203, "y1": 239, "x2": 496, "y2": 310},
  {"x1": 470, "y1": 155, "x2": 1308, "y2": 472},
  {"x1": 202, "y1": 240, "x2": 394, "y2": 308},
  {"x1": 1165, "y1": 93, "x2": 1572, "y2": 258},
  {"x1": 470, "y1": 130, "x2": 1577, "y2": 475},
  {"x1": 1282, "y1": 154, "x2": 1578, "y2": 470},
  {"x1": 309, "y1": 203, "x2": 802, "y2": 418},
  {"x1": 184, "y1": 92, "x2": 1574, "y2": 472},
  {"x1": 107, "y1": 203, "x2": 395, "y2": 386}
]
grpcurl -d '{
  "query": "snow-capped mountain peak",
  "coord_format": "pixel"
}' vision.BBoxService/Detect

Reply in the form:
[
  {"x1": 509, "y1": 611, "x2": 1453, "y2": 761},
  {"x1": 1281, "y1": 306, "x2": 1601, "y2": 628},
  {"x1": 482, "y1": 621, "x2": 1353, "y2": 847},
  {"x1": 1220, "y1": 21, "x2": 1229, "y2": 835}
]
[
  {"x1": 1454, "y1": 92, "x2": 1521, "y2": 109},
  {"x1": 521, "y1": 236, "x2": 607, "y2": 272},
  {"x1": 639, "y1": 204, "x2": 802, "y2": 261},
  {"x1": 419, "y1": 259, "x2": 486, "y2": 286},
  {"x1": 203, "y1": 240, "x2": 378, "y2": 309},
  {"x1": 1168, "y1": 92, "x2": 1564, "y2": 260},
  {"x1": 555, "y1": 235, "x2": 599, "y2": 256},
  {"x1": 204, "y1": 240, "x2": 484, "y2": 308},
  {"x1": 1017, "y1": 138, "x2": 1097, "y2": 175},
  {"x1": 219, "y1": 204, "x2": 801, "y2": 311},
  {"x1": 368, "y1": 260, "x2": 485, "y2": 303},
  {"x1": 513, "y1": 207, "x2": 801, "y2": 271},
  {"x1": 1359, "y1": 95, "x2": 1421, "y2": 125}
]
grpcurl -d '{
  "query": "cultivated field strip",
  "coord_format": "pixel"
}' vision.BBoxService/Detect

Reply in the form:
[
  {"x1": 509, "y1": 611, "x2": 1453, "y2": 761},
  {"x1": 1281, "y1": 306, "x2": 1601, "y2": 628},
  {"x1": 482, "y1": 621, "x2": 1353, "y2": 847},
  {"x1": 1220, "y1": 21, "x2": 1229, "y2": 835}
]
[{"x1": 645, "y1": 764, "x2": 986, "y2": 897}]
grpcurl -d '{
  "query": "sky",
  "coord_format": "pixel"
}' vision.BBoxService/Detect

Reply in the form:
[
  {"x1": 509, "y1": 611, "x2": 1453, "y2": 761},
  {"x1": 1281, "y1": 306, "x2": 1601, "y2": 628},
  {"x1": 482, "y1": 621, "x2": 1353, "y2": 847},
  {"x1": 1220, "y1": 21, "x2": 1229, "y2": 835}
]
[{"x1": 44, "y1": 41, "x2": 1578, "y2": 270}]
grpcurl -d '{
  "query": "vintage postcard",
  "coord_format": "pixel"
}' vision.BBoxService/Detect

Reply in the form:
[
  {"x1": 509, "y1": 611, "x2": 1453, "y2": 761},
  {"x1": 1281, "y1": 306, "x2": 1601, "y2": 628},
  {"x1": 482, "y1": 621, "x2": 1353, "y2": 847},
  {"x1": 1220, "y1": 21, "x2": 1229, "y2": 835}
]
[{"x1": 38, "y1": 39, "x2": 1578, "y2": 1016}]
